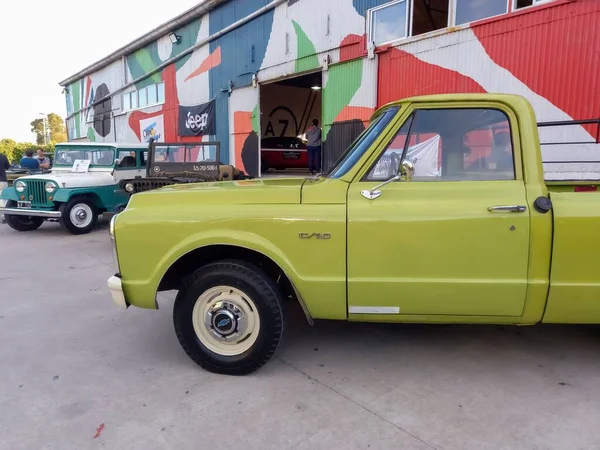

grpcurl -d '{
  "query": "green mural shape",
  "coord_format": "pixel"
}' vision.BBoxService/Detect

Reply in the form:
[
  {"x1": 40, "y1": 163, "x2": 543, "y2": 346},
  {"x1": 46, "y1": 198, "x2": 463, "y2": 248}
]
[
  {"x1": 252, "y1": 104, "x2": 260, "y2": 134},
  {"x1": 132, "y1": 48, "x2": 163, "y2": 88},
  {"x1": 322, "y1": 59, "x2": 363, "y2": 139},
  {"x1": 127, "y1": 18, "x2": 202, "y2": 90},
  {"x1": 292, "y1": 21, "x2": 319, "y2": 73},
  {"x1": 87, "y1": 127, "x2": 96, "y2": 142},
  {"x1": 69, "y1": 80, "x2": 82, "y2": 138}
]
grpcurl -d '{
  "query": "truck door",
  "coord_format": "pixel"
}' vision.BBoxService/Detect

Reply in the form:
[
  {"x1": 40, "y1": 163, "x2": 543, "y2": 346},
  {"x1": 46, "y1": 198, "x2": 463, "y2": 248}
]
[{"x1": 347, "y1": 106, "x2": 530, "y2": 318}]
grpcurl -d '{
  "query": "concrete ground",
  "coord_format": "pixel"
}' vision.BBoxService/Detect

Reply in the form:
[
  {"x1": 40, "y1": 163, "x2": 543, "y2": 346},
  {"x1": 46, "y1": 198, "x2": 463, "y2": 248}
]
[{"x1": 1, "y1": 219, "x2": 599, "y2": 450}]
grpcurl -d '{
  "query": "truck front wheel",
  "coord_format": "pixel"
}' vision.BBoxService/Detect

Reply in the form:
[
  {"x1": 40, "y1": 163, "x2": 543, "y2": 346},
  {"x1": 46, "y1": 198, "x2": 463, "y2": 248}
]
[
  {"x1": 173, "y1": 260, "x2": 284, "y2": 375},
  {"x1": 4, "y1": 201, "x2": 44, "y2": 231},
  {"x1": 59, "y1": 198, "x2": 98, "y2": 235}
]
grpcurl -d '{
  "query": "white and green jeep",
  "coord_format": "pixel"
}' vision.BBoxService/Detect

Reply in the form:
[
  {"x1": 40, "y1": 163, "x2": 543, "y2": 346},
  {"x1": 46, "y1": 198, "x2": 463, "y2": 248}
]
[{"x1": 0, "y1": 143, "x2": 148, "y2": 234}]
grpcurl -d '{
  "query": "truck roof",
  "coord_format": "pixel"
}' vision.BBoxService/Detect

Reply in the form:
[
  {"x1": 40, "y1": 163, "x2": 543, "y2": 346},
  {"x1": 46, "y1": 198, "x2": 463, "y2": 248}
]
[{"x1": 379, "y1": 93, "x2": 530, "y2": 110}]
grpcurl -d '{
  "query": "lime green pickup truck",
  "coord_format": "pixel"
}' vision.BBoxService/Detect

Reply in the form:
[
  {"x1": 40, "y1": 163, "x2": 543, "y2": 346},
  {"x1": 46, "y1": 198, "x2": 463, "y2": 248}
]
[{"x1": 108, "y1": 94, "x2": 600, "y2": 375}]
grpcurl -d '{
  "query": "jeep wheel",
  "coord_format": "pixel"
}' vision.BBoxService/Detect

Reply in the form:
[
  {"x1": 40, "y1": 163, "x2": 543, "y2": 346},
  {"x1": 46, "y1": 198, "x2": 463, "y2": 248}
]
[
  {"x1": 173, "y1": 260, "x2": 284, "y2": 375},
  {"x1": 59, "y1": 198, "x2": 98, "y2": 235},
  {"x1": 4, "y1": 201, "x2": 44, "y2": 232}
]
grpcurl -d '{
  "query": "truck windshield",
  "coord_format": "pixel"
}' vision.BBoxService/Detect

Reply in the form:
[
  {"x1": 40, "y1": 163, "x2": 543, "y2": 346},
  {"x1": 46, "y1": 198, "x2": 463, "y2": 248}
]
[
  {"x1": 327, "y1": 107, "x2": 399, "y2": 179},
  {"x1": 54, "y1": 148, "x2": 116, "y2": 167}
]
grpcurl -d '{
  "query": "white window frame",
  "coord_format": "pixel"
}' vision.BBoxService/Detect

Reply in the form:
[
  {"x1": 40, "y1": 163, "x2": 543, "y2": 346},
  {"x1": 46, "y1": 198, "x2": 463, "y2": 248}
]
[
  {"x1": 157, "y1": 82, "x2": 165, "y2": 104},
  {"x1": 512, "y1": 0, "x2": 553, "y2": 12},
  {"x1": 85, "y1": 107, "x2": 95, "y2": 124},
  {"x1": 409, "y1": 0, "x2": 452, "y2": 38},
  {"x1": 121, "y1": 82, "x2": 166, "y2": 113},
  {"x1": 452, "y1": 0, "x2": 509, "y2": 27},
  {"x1": 367, "y1": 0, "x2": 556, "y2": 45},
  {"x1": 122, "y1": 92, "x2": 131, "y2": 112},
  {"x1": 147, "y1": 83, "x2": 158, "y2": 105},
  {"x1": 367, "y1": 0, "x2": 410, "y2": 48},
  {"x1": 138, "y1": 86, "x2": 148, "y2": 108},
  {"x1": 130, "y1": 90, "x2": 139, "y2": 110}
]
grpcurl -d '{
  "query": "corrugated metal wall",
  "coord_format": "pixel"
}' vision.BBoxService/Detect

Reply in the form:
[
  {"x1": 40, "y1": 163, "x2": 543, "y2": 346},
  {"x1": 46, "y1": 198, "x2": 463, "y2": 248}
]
[
  {"x1": 322, "y1": 59, "x2": 366, "y2": 170},
  {"x1": 378, "y1": 0, "x2": 600, "y2": 122},
  {"x1": 377, "y1": 0, "x2": 600, "y2": 179},
  {"x1": 209, "y1": 0, "x2": 275, "y2": 160}
]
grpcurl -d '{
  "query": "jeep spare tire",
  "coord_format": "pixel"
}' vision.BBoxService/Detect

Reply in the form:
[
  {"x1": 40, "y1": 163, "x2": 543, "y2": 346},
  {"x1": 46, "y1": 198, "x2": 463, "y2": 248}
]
[{"x1": 59, "y1": 197, "x2": 98, "y2": 235}]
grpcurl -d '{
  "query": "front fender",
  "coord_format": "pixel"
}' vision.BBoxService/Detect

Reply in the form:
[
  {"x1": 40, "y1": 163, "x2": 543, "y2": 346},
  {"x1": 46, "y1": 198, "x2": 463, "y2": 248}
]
[
  {"x1": 53, "y1": 188, "x2": 92, "y2": 203},
  {"x1": 53, "y1": 186, "x2": 128, "y2": 211},
  {"x1": 0, "y1": 187, "x2": 18, "y2": 202},
  {"x1": 120, "y1": 227, "x2": 346, "y2": 321}
]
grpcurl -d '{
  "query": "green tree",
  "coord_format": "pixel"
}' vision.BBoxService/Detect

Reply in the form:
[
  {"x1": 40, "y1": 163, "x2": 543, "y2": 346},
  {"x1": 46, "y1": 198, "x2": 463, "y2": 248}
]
[
  {"x1": 30, "y1": 113, "x2": 67, "y2": 145},
  {"x1": 0, "y1": 139, "x2": 54, "y2": 164}
]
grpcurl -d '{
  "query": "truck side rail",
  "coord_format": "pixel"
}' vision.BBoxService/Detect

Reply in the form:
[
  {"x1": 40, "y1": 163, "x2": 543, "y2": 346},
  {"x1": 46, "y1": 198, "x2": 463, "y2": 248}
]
[{"x1": 537, "y1": 118, "x2": 600, "y2": 181}]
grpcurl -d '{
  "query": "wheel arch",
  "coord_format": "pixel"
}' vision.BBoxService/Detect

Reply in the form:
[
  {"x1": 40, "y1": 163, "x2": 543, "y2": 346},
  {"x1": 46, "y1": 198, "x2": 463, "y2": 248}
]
[
  {"x1": 54, "y1": 190, "x2": 106, "y2": 212},
  {"x1": 158, "y1": 244, "x2": 314, "y2": 325}
]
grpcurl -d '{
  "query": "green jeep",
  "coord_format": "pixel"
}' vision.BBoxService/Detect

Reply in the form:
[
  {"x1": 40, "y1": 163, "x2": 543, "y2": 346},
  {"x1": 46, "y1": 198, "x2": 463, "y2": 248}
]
[{"x1": 0, "y1": 143, "x2": 148, "y2": 234}]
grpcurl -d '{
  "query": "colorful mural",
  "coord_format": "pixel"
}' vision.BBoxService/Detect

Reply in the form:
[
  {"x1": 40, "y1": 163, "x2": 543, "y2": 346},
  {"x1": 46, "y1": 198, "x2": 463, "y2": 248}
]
[
  {"x1": 63, "y1": 0, "x2": 600, "y2": 179},
  {"x1": 377, "y1": 0, "x2": 600, "y2": 179}
]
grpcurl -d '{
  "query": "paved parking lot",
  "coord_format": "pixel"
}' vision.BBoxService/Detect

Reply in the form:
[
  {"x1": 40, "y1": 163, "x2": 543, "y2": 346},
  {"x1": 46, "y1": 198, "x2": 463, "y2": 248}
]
[{"x1": 1, "y1": 218, "x2": 599, "y2": 450}]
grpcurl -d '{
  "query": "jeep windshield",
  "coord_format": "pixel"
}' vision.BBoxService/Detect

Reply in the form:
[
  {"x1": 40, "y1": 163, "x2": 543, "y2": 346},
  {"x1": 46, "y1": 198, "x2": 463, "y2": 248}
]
[
  {"x1": 326, "y1": 106, "x2": 399, "y2": 179},
  {"x1": 151, "y1": 143, "x2": 218, "y2": 165},
  {"x1": 54, "y1": 148, "x2": 116, "y2": 167},
  {"x1": 149, "y1": 142, "x2": 220, "y2": 180}
]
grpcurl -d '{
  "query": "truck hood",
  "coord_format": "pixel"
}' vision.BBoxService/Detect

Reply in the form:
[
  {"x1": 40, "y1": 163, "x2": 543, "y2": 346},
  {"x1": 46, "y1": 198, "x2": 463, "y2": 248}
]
[
  {"x1": 128, "y1": 177, "x2": 307, "y2": 207},
  {"x1": 16, "y1": 171, "x2": 115, "y2": 189}
]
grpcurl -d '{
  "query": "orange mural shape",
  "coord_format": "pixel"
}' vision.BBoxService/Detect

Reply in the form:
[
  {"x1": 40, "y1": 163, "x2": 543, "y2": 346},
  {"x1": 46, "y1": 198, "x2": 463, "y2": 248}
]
[
  {"x1": 185, "y1": 46, "x2": 222, "y2": 82},
  {"x1": 334, "y1": 106, "x2": 374, "y2": 124},
  {"x1": 233, "y1": 111, "x2": 253, "y2": 174}
]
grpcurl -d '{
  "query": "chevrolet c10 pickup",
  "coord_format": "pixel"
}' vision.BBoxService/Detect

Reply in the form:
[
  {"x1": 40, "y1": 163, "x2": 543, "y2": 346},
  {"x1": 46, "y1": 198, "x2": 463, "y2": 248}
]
[{"x1": 107, "y1": 94, "x2": 600, "y2": 375}]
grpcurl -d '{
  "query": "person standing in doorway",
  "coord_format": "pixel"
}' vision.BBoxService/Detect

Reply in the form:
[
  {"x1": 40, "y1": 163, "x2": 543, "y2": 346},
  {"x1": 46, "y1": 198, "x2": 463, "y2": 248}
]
[{"x1": 306, "y1": 118, "x2": 322, "y2": 174}]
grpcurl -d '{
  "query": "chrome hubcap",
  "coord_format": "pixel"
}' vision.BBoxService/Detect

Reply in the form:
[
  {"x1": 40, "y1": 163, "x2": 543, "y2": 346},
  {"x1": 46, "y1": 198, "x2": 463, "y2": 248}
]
[
  {"x1": 206, "y1": 301, "x2": 247, "y2": 339},
  {"x1": 192, "y1": 286, "x2": 260, "y2": 356},
  {"x1": 70, "y1": 204, "x2": 93, "y2": 228}
]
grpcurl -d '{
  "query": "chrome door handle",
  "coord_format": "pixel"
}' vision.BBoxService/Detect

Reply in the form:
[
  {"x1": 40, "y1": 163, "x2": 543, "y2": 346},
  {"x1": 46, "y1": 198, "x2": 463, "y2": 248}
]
[{"x1": 487, "y1": 205, "x2": 527, "y2": 213}]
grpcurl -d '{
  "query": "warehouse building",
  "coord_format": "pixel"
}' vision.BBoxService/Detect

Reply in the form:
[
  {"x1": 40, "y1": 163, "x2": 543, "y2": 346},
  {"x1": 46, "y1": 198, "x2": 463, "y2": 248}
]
[{"x1": 60, "y1": 0, "x2": 600, "y2": 179}]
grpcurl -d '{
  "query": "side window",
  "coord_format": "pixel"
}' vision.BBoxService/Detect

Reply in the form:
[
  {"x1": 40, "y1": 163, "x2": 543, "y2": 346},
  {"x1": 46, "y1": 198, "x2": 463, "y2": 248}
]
[
  {"x1": 116, "y1": 150, "x2": 137, "y2": 169},
  {"x1": 140, "y1": 151, "x2": 148, "y2": 167},
  {"x1": 367, "y1": 108, "x2": 515, "y2": 181},
  {"x1": 367, "y1": 115, "x2": 413, "y2": 181}
]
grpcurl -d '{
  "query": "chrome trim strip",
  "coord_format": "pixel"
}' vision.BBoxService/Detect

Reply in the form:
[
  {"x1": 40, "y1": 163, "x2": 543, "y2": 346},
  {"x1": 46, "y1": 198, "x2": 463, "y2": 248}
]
[
  {"x1": 348, "y1": 306, "x2": 400, "y2": 314},
  {"x1": 0, "y1": 207, "x2": 61, "y2": 218}
]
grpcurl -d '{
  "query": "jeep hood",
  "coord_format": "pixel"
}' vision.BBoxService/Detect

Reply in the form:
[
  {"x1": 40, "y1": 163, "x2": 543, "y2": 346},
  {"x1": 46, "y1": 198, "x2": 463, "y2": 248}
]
[
  {"x1": 16, "y1": 171, "x2": 115, "y2": 189},
  {"x1": 128, "y1": 178, "x2": 307, "y2": 207}
]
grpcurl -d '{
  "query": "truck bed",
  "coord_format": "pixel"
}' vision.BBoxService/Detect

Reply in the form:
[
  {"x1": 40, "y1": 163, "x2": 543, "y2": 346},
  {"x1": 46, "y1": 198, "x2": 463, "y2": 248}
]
[{"x1": 543, "y1": 184, "x2": 600, "y2": 323}]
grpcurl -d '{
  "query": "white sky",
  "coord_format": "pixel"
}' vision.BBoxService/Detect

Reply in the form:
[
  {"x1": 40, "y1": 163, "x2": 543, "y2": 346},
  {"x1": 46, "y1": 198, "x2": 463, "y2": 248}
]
[{"x1": 0, "y1": 0, "x2": 201, "y2": 142}]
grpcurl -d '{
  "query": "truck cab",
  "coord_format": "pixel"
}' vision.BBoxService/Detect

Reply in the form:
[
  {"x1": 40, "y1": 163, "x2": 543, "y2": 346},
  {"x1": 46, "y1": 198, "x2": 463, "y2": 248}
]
[
  {"x1": 1, "y1": 142, "x2": 147, "y2": 234},
  {"x1": 107, "y1": 94, "x2": 600, "y2": 375}
]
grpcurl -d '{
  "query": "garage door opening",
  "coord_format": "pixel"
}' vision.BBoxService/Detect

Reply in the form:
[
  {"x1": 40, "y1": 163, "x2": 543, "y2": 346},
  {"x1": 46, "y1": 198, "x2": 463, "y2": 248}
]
[{"x1": 260, "y1": 72, "x2": 322, "y2": 176}]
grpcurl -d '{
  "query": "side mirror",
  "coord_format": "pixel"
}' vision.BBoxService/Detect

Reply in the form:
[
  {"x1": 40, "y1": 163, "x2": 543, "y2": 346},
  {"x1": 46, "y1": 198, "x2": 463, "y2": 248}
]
[
  {"x1": 399, "y1": 158, "x2": 415, "y2": 182},
  {"x1": 360, "y1": 158, "x2": 414, "y2": 201}
]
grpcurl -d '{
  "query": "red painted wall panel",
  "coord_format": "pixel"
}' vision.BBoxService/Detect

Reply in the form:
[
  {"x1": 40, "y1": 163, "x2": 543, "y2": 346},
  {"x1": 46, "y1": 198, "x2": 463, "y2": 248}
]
[
  {"x1": 378, "y1": 0, "x2": 600, "y2": 131},
  {"x1": 473, "y1": 0, "x2": 600, "y2": 130}
]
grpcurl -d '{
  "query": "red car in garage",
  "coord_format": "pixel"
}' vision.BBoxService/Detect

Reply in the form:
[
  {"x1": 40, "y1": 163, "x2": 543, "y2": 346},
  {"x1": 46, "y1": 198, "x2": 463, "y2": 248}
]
[{"x1": 260, "y1": 137, "x2": 307, "y2": 172}]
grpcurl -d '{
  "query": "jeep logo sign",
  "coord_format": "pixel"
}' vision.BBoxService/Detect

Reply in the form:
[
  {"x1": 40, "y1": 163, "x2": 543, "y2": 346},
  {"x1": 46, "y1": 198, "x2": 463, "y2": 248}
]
[
  {"x1": 185, "y1": 112, "x2": 209, "y2": 133},
  {"x1": 178, "y1": 99, "x2": 216, "y2": 137}
]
